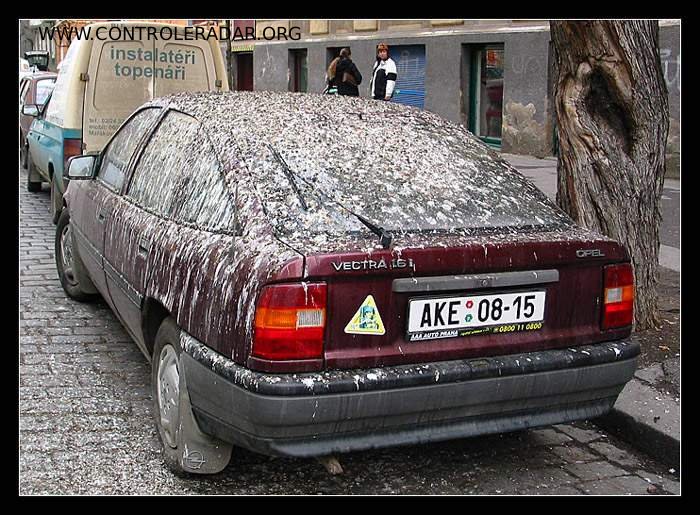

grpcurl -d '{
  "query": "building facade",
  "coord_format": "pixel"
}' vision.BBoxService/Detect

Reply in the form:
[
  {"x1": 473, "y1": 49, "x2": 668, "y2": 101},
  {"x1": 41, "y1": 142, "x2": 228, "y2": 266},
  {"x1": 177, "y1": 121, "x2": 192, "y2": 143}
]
[{"x1": 244, "y1": 19, "x2": 680, "y2": 176}]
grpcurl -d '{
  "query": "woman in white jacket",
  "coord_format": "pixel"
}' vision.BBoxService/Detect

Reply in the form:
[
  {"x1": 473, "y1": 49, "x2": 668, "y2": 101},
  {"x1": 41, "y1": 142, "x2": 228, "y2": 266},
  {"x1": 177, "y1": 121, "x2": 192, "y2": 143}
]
[{"x1": 370, "y1": 43, "x2": 397, "y2": 101}]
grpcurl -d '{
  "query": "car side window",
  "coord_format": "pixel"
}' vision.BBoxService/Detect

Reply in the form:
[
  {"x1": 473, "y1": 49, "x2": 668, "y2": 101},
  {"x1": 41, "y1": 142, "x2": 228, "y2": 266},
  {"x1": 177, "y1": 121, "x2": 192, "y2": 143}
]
[
  {"x1": 170, "y1": 131, "x2": 235, "y2": 233},
  {"x1": 127, "y1": 111, "x2": 235, "y2": 232},
  {"x1": 97, "y1": 107, "x2": 161, "y2": 192},
  {"x1": 126, "y1": 111, "x2": 199, "y2": 217}
]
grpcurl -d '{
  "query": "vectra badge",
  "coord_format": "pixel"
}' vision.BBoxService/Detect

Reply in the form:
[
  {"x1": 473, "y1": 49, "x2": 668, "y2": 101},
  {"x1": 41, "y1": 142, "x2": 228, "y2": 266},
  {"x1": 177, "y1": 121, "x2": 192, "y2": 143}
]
[
  {"x1": 576, "y1": 249, "x2": 605, "y2": 258},
  {"x1": 331, "y1": 258, "x2": 415, "y2": 272}
]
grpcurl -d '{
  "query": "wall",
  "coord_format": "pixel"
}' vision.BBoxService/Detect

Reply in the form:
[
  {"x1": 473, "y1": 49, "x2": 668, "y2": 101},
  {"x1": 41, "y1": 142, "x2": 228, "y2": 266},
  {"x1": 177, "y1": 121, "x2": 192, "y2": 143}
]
[
  {"x1": 253, "y1": 26, "x2": 554, "y2": 156},
  {"x1": 659, "y1": 22, "x2": 680, "y2": 179},
  {"x1": 250, "y1": 20, "x2": 679, "y2": 169}
]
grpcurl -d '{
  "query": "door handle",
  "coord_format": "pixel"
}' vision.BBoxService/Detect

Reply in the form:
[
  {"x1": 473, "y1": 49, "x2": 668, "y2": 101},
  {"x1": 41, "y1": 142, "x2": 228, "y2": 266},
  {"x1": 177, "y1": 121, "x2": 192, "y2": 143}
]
[{"x1": 138, "y1": 237, "x2": 151, "y2": 255}]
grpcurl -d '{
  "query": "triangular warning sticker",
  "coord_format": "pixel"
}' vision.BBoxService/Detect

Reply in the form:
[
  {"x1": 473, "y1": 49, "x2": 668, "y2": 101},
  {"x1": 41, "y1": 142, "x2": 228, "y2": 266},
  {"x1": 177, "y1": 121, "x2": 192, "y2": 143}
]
[{"x1": 344, "y1": 295, "x2": 386, "y2": 335}]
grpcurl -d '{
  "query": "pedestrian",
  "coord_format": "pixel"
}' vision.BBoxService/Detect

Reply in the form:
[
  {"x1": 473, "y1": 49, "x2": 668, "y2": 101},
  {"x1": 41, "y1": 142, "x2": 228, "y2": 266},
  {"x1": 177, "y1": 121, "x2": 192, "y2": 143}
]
[
  {"x1": 369, "y1": 43, "x2": 397, "y2": 101},
  {"x1": 324, "y1": 54, "x2": 340, "y2": 95},
  {"x1": 334, "y1": 48, "x2": 362, "y2": 97}
]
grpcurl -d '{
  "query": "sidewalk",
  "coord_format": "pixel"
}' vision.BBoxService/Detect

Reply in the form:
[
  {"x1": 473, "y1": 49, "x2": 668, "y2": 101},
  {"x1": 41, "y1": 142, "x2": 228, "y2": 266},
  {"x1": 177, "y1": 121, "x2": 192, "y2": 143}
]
[{"x1": 502, "y1": 153, "x2": 681, "y2": 470}]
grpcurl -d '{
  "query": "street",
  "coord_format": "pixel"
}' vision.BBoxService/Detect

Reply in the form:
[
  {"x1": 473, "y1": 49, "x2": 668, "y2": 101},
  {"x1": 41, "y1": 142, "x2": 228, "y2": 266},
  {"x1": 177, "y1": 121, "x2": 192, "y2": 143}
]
[{"x1": 19, "y1": 165, "x2": 680, "y2": 495}]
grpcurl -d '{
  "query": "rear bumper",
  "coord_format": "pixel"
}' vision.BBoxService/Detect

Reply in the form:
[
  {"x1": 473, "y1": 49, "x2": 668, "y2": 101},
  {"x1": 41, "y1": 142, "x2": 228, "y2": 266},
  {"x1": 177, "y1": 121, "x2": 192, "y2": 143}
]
[{"x1": 180, "y1": 333, "x2": 639, "y2": 457}]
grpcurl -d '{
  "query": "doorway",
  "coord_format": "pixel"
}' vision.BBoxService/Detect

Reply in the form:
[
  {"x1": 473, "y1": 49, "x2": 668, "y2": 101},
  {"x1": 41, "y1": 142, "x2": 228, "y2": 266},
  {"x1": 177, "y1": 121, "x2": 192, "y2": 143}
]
[
  {"x1": 236, "y1": 52, "x2": 253, "y2": 91},
  {"x1": 289, "y1": 49, "x2": 308, "y2": 93},
  {"x1": 469, "y1": 44, "x2": 505, "y2": 147}
]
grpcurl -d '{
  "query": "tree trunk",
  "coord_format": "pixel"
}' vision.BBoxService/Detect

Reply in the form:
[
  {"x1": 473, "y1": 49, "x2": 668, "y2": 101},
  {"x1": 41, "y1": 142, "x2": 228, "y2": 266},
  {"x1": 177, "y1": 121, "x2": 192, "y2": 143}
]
[{"x1": 550, "y1": 20, "x2": 669, "y2": 330}]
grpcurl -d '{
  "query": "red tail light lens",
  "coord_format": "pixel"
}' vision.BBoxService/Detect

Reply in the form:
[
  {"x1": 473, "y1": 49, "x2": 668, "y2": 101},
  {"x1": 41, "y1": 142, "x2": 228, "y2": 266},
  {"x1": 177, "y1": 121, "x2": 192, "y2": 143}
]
[
  {"x1": 63, "y1": 138, "x2": 82, "y2": 170},
  {"x1": 253, "y1": 282, "x2": 327, "y2": 360},
  {"x1": 602, "y1": 263, "x2": 634, "y2": 329}
]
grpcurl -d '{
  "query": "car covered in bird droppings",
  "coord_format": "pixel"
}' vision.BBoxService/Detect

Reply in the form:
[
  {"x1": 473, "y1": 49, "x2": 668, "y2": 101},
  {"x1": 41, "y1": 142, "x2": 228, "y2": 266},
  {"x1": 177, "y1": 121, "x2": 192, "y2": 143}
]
[{"x1": 57, "y1": 90, "x2": 638, "y2": 475}]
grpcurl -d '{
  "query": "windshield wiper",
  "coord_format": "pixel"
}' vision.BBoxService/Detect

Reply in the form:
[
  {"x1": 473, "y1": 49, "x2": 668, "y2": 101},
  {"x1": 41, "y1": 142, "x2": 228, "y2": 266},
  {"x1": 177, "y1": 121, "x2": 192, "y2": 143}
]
[
  {"x1": 344, "y1": 211, "x2": 393, "y2": 249},
  {"x1": 266, "y1": 145, "x2": 392, "y2": 249},
  {"x1": 266, "y1": 144, "x2": 308, "y2": 211}
]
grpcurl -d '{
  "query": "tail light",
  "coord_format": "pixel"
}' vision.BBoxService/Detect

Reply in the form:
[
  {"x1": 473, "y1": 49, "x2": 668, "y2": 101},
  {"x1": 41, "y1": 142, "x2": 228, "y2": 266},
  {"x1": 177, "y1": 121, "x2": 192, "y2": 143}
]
[
  {"x1": 602, "y1": 263, "x2": 634, "y2": 329},
  {"x1": 253, "y1": 282, "x2": 327, "y2": 360},
  {"x1": 63, "y1": 138, "x2": 82, "y2": 170}
]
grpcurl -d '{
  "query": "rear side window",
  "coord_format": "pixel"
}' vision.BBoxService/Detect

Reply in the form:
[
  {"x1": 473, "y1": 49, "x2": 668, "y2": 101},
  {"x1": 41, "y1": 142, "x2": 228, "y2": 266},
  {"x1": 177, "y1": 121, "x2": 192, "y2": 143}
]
[
  {"x1": 97, "y1": 107, "x2": 161, "y2": 191},
  {"x1": 127, "y1": 110, "x2": 234, "y2": 232},
  {"x1": 170, "y1": 134, "x2": 234, "y2": 233},
  {"x1": 126, "y1": 111, "x2": 198, "y2": 216}
]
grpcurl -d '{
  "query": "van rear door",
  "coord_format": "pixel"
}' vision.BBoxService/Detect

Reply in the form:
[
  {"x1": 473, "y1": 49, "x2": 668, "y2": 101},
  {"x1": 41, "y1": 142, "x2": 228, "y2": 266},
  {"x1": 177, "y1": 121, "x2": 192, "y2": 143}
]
[
  {"x1": 83, "y1": 38, "x2": 153, "y2": 153},
  {"x1": 82, "y1": 24, "x2": 225, "y2": 154},
  {"x1": 152, "y1": 38, "x2": 219, "y2": 97}
]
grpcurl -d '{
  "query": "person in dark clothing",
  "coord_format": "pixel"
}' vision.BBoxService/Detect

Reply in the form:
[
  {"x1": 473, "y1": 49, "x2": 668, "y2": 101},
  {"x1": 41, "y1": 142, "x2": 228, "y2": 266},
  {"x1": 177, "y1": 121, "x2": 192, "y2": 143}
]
[{"x1": 334, "y1": 48, "x2": 362, "y2": 97}]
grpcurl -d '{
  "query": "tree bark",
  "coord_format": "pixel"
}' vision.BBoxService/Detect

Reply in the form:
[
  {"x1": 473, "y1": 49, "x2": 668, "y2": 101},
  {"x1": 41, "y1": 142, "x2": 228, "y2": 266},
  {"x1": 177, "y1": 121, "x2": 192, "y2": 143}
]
[{"x1": 550, "y1": 20, "x2": 669, "y2": 330}]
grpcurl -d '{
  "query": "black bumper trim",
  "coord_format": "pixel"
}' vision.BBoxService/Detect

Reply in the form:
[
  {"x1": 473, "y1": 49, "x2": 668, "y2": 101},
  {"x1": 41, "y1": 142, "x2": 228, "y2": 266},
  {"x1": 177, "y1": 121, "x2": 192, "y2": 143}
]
[{"x1": 180, "y1": 332, "x2": 639, "y2": 397}]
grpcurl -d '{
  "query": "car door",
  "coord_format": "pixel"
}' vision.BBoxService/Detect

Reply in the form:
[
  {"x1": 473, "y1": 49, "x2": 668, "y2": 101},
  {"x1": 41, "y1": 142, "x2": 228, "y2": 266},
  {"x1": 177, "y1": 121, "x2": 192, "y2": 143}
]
[
  {"x1": 19, "y1": 78, "x2": 32, "y2": 142},
  {"x1": 69, "y1": 107, "x2": 163, "y2": 308},
  {"x1": 26, "y1": 94, "x2": 51, "y2": 178},
  {"x1": 103, "y1": 109, "x2": 200, "y2": 352}
]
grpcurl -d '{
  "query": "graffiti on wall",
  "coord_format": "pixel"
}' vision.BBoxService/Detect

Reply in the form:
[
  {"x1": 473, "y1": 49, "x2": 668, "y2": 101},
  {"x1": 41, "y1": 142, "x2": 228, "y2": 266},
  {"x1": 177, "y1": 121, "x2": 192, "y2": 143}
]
[
  {"x1": 510, "y1": 55, "x2": 544, "y2": 76},
  {"x1": 660, "y1": 48, "x2": 680, "y2": 94}
]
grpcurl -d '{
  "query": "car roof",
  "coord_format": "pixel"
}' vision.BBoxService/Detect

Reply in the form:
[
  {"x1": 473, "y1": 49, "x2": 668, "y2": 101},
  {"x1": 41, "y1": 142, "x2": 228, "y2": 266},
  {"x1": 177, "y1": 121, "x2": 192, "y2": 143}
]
[
  {"x1": 23, "y1": 71, "x2": 57, "y2": 80},
  {"x1": 146, "y1": 90, "x2": 483, "y2": 168}
]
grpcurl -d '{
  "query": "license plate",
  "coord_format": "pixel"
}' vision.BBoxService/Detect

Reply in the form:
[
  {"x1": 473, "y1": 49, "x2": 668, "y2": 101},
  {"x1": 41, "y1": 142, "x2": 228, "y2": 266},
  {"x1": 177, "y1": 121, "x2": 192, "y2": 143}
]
[{"x1": 406, "y1": 291, "x2": 546, "y2": 342}]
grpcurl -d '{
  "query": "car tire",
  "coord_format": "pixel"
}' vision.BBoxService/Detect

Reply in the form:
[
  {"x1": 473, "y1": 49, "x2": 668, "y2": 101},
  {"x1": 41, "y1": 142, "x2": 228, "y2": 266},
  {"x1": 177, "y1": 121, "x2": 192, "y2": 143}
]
[
  {"x1": 55, "y1": 209, "x2": 98, "y2": 302},
  {"x1": 50, "y1": 176, "x2": 62, "y2": 225},
  {"x1": 21, "y1": 142, "x2": 28, "y2": 170},
  {"x1": 26, "y1": 152, "x2": 41, "y2": 193},
  {"x1": 152, "y1": 317, "x2": 233, "y2": 476}
]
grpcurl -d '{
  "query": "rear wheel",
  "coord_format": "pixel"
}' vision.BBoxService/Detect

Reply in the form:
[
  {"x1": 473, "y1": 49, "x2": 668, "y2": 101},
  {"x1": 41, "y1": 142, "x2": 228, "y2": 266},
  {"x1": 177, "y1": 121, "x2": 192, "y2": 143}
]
[
  {"x1": 152, "y1": 317, "x2": 233, "y2": 476},
  {"x1": 26, "y1": 152, "x2": 41, "y2": 193},
  {"x1": 55, "y1": 209, "x2": 98, "y2": 302}
]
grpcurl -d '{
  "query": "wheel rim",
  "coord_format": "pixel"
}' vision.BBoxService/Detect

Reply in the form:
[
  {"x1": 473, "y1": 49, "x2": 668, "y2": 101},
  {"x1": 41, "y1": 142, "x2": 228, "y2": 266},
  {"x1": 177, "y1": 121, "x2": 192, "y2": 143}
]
[
  {"x1": 157, "y1": 344, "x2": 181, "y2": 449},
  {"x1": 59, "y1": 224, "x2": 77, "y2": 286}
]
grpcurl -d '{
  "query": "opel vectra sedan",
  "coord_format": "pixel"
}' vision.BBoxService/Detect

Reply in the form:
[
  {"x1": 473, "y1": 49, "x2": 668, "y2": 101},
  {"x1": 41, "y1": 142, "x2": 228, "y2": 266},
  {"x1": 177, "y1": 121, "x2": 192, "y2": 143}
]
[{"x1": 57, "y1": 91, "x2": 638, "y2": 475}]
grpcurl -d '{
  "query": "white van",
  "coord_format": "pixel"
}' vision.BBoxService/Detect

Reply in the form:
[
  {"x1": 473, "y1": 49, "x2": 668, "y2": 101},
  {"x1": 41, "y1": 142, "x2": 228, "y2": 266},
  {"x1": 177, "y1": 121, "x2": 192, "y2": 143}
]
[{"x1": 24, "y1": 21, "x2": 229, "y2": 222}]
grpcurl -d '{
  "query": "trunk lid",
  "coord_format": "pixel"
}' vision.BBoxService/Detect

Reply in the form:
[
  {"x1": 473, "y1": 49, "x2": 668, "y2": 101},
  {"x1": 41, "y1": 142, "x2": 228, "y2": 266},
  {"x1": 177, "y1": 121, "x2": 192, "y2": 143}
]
[{"x1": 300, "y1": 230, "x2": 631, "y2": 370}]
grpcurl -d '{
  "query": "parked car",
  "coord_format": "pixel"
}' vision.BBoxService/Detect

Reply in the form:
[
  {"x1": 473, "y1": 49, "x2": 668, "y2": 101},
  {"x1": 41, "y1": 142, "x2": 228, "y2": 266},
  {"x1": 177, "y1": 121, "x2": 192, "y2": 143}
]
[
  {"x1": 19, "y1": 57, "x2": 31, "y2": 80},
  {"x1": 57, "y1": 91, "x2": 638, "y2": 475},
  {"x1": 20, "y1": 71, "x2": 57, "y2": 169},
  {"x1": 23, "y1": 20, "x2": 228, "y2": 223},
  {"x1": 24, "y1": 50, "x2": 50, "y2": 72}
]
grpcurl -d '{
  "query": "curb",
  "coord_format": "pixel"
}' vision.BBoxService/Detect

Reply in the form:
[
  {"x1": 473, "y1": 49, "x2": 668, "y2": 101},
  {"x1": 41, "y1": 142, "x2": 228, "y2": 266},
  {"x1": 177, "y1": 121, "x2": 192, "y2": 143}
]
[{"x1": 593, "y1": 377, "x2": 680, "y2": 470}]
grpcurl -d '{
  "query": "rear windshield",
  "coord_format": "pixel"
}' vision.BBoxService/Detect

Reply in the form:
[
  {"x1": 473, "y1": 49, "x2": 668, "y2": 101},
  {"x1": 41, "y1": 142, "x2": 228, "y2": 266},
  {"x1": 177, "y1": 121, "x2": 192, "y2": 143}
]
[{"x1": 240, "y1": 104, "x2": 573, "y2": 237}]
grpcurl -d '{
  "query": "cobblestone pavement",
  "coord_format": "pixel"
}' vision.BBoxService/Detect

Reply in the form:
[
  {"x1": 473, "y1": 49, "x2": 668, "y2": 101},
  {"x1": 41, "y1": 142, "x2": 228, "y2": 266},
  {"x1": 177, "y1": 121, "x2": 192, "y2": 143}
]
[{"x1": 19, "y1": 169, "x2": 680, "y2": 495}]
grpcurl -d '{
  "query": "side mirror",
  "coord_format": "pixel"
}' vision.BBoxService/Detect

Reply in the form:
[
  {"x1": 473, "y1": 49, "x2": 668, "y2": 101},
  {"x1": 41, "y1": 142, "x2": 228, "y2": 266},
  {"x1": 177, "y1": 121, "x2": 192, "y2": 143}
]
[
  {"x1": 22, "y1": 104, "x2": 39, "y2": 117},
  {"x1": 67, "y1": 155, "x2": 97, "y2": 180}
]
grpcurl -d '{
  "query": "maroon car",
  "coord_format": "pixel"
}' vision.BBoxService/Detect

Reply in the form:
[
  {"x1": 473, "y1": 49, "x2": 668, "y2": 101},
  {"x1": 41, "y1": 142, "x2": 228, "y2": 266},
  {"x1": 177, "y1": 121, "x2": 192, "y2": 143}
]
[{"x1": 57, "y1": 91, "x2": 637, "y2": 475}]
